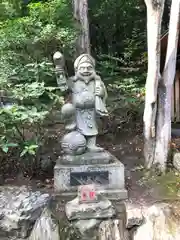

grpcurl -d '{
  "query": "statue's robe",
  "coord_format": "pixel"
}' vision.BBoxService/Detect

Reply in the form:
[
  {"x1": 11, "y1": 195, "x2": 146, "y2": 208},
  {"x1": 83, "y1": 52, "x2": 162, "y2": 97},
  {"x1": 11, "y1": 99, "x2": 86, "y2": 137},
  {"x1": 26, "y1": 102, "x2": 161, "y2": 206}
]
[{"x1": 68, "y1": 75, "x2": 107, "y2": 137}]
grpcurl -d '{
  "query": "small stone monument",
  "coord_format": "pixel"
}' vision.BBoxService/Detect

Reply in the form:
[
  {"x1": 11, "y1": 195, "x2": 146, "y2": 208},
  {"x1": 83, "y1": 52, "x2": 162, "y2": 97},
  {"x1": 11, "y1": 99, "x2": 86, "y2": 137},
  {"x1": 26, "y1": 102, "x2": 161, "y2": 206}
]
[
  {"x1": 65, "y1": 184, "x2": 116, "y2": 220},
  {"x1": 53, "y1": 52, "x2": 127, "y2": 200},
  {"x1": 64, "y1": 185, "x2": 128, "y2": 240}
]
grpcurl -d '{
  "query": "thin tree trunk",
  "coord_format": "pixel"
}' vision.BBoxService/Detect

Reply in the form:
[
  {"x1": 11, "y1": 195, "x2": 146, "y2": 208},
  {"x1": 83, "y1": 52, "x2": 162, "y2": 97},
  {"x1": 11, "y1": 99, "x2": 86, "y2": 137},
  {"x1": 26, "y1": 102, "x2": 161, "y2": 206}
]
[
  {"x1": 73, "y1": 0, "x2": 90, "y2": 55},
  {"x1": 154, "y1": 0, "x2": 180, "y2": 171},
  {"x1": 143, "y1": 0, "x2": 165, "y2": 168}
]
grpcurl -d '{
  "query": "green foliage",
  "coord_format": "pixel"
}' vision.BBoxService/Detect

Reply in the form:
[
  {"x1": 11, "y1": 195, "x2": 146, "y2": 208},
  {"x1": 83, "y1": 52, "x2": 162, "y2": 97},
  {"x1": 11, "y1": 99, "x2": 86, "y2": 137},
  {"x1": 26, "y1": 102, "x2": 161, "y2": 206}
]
[
  {"x1": 106, "y1": 76, "x2": 145, "y2": 125},
  {"x1": 89, "y1": 0, "x2": 147, "y2": 68},
  {"x1": 0, "y1": 85, "x2": 63, "y2": 170},
  {"x1": 0, "y1": 0, "x2": 22, "y2": 20},
  {"x1": 0, "y1": 0, "x2": 74, "y2": 175},
  {"x1": 1, "y1": 0, "x2": 165, "y2": 177},
  {"x1": 141, "y1": 169, "x2": 180, "y2": 198},
  {"x1": 0, "y1": 0, "x2": 76, "y2": 70}
]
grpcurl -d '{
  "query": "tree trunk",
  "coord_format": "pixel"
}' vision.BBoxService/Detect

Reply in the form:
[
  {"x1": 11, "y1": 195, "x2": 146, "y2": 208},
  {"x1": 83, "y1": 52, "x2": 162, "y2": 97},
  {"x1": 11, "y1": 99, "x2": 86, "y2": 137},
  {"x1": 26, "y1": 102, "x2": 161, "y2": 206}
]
[
  {"x1": 73, "y1": 0, "x2": 90, "y2": 56},
  {"x1": 143, "y1": 0, "x2": 165, "y2": 168},
  {"x1": 154, "y1": 0, "x2": 180, "y2": 171}
]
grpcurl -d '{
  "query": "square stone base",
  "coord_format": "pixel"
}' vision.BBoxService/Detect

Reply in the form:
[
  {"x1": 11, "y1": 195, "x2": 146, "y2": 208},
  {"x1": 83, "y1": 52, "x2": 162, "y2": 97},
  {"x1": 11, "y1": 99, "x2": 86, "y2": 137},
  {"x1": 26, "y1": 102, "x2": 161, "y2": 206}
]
[{"x1": 54, "y1": 155, "x2": 128, "y2": 200}]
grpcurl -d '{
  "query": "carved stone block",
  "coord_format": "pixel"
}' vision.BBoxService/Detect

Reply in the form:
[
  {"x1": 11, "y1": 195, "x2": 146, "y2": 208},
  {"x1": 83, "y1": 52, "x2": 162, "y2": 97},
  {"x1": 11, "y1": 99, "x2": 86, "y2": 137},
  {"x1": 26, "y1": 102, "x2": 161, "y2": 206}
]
[
  {"x1": 54, "y1": 155, "x2": 128, "y2": 200},
  {"x1": 65, "y1": 196, "x2": 116, "y2": 220},
  {"x1": 60, "y1": 150, "x2": 112, "y2": 165}
]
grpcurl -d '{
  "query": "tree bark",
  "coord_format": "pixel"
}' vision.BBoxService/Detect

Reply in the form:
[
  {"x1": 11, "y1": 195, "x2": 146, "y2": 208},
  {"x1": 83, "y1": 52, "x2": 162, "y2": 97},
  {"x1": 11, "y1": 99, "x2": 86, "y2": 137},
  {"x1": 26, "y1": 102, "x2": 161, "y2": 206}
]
[
  {"x1": 144, "y1": 0, "x2": 180, "y2": 172},
  {"x1": 154, "y1": 0, "x2": 180, "y2": 171},
  {"x1": 73, "y1": 0, "x2": 90, "y2": 56},
  {"x1": 143, "y1": 0, "x2": 165, "y2": 168}
]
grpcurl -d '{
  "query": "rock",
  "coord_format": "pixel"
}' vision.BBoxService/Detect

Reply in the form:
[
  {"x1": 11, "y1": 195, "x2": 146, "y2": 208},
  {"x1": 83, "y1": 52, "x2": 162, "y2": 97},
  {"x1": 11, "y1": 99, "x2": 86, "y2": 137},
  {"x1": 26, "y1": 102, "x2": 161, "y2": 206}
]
[
  {"x1": 1, "y1": 238, "x2": 24, "y2": 240},
  {"x1": 125, "y1": 203, "x2": 144, "y2": 228},
  {"x1": 74, "y1": 219, "x2": 101, "y2": 239},
  {"x1": 0, "y1": 186, "x2": 49, "y2": 238},
  {"x1": 98, "y1": 219, "x2": 130, "y2": 240},
  {"x1": 173, "y1": 152, "x2": 180, "y2": 171},
  {"x1": 29, "y1": 208, "x2": 59, "y2": 240},
  {"x1": 133, "y1": 201, "x2": 180, "y2": 240},
  {"x1": 0, "y1": 238, "x2": 23, "y2": 240},
  {"x1": 65, "y1": 196, "x2": 116, "y2": 220}
]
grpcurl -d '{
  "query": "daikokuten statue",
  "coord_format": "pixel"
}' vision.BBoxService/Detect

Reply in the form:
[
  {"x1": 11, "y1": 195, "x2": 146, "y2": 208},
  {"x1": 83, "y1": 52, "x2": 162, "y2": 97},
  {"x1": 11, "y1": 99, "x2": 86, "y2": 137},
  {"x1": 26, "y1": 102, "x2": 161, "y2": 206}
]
[{"x1": 53, "y1": 52, "x2": 108, "y2": 156}]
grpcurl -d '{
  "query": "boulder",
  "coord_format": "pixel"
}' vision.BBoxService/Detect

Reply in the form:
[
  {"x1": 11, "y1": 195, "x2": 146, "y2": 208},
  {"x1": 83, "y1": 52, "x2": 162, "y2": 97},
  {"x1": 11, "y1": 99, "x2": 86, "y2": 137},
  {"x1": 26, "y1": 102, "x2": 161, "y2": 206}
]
[
  {"x1": 133, "y1": 201, "x2": 180, "y2": 240},
  {"x1": 125, "y1": 203, "x2": 144, "y2": 228},
  {"x1": 98, "y1": 219, "x2": 129, "y2": 240},
  {"x1": 0, "y1": 186, "x2": 49, "y2": 238},
  {"x1": 29, "y1": 208, "x2": 59, "y2": 240},
  {"x1": 2, "y1": 186, "x2": 180, "y2": 240},
  {"x1": 74, "y1": 219, "x2": 101, "y2": 240},
  {"x1": 65, "y1": 196, "x2": 116, "y2": 220}
]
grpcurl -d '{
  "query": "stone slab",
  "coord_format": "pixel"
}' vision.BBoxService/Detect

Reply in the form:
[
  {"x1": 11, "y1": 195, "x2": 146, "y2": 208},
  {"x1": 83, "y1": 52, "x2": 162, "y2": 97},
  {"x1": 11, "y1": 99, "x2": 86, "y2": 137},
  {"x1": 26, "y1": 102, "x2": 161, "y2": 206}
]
[
  {"x1": 57, "y1": 188, "x2": 128, "y2": 201},
  {"x1": 65, "y1": 197, "x2": 116, "y2": 220},
  {"x1": 54, "y1": 156, "x2": 128, "y2": 200},
  {"x1": 59, "y1": 150, "x2": 112, "y2": 165}
]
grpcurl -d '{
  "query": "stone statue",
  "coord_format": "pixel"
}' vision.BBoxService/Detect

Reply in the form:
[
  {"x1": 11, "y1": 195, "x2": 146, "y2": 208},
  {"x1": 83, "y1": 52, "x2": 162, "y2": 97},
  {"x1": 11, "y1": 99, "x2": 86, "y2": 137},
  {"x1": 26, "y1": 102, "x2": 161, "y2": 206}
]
[
  {"x1": 53, "y1": 53, "x2": 127, "y2": 200},
  {"x1": 53, "y1": 52, "x2": 108, "y2": 156}
]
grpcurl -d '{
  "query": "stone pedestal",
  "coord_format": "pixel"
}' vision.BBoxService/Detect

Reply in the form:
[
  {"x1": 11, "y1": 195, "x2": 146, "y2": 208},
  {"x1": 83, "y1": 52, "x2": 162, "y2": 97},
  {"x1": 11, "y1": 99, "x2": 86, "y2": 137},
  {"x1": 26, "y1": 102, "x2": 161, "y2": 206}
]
[{"x1": 54, "y1": 151, "x2": 128, "y2": 200}]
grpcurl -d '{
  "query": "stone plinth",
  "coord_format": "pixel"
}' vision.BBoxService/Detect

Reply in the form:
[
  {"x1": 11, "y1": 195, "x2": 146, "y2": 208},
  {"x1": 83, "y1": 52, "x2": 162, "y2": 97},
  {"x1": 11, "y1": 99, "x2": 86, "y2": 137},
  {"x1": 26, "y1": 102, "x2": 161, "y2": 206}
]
[
  {"x1": 65, "y1": 196, "x2": 116, "y2": 220},
  {"x1": 60, "y1": 150, "x2": 112, "y2": 165},
  {"x1": 54, "y1": 152, "x2": 128, "y2": 200}
]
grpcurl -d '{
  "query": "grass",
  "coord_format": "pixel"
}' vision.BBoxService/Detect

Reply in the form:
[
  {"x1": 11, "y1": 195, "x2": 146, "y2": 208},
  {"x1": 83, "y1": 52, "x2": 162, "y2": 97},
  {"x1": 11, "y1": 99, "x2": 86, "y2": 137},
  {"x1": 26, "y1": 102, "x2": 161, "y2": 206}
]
[{"x1": 140, "y1": 169, "x2": 180, "y2": 199}]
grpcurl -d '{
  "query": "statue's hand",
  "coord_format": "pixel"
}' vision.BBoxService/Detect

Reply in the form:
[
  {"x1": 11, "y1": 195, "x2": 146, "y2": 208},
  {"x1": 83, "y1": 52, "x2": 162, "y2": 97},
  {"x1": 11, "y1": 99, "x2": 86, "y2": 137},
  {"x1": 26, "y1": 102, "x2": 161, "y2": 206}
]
[
  {"x1": 95, "y1": 86, "x2": 103, "y2": 97},
  {"x1": 95, "y1": 96, "x2": 108, "y2": 116}
]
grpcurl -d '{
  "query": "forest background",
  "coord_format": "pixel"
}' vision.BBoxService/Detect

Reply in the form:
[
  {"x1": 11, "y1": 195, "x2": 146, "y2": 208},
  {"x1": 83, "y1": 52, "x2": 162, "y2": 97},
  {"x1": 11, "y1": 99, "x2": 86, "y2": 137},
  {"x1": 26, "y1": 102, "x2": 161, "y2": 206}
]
[{"x1": 0, "y1": 0, "x2": 172, "y2": 178}]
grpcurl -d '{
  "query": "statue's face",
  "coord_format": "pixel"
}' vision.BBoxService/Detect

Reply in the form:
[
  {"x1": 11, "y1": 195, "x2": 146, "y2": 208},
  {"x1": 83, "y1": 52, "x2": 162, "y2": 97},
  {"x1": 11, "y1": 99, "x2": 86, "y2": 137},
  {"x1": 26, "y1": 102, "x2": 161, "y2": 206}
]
[{"x1": 77, "y1": 62, "x2": 95, "y2": 77}]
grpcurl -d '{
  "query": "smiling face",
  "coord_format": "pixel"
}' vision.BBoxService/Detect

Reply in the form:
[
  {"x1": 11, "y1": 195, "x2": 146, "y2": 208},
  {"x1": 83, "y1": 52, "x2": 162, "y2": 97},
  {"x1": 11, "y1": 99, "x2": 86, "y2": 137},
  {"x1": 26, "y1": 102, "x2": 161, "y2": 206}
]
[{"x1": 77, "y1": 62, "x2": 95, "y2": 77}]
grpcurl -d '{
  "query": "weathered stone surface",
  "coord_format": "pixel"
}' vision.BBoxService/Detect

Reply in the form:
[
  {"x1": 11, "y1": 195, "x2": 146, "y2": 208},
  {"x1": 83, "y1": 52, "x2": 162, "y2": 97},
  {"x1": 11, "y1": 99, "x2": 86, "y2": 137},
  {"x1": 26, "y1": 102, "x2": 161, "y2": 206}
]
[
  {"x1": 97, "y1": 200, "x2": 129, "y2": 240},
  {"x1": 0, "y1": 186, "x2": 49, "y2": 238},
  {"x1": 173, "y1": 152, "x2": 180, "y2": 171},
  {"x1": 54, "y1": 157, "x2": 127, "y2": 201},
  {"x1": 46, "y1": 195, "x2": 83, "y2": 240},
  {"x1": 60, "y1": 150, "x2": 112, "y2": 165},
  {"x1": 125, "y1": 203, "x2": 144, "y2": 228},
  {"x1": 53, "y1": 52, "x2": 108, "y2": 154},
  {"x1": 29, "y1": 208, "x2": 59, "y2": 240},
  {"x1": 133, "y1": 201, "x2": 180, "y2": 240},
  {"x1": 3, "y1": 188, "x2": 180, "y2": 240},
  {"x1": 1, "y1": 238, "x2": 24, "y2": 240},
  {"x1": 99, "y1": 219, "x2": 130, "y2": 240},
  {"x1": 74, "y1": 219, "x2": 101, "y2": 239},
  {"x1": 65, "y1": 196, "x2": 116, "y2": 220},
  {"x1": 1, "y1": 238, "x2": 23, "y2": 240},
  {"x1": 61, "y1": 130, "x2": 87, "y2": 156}
]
